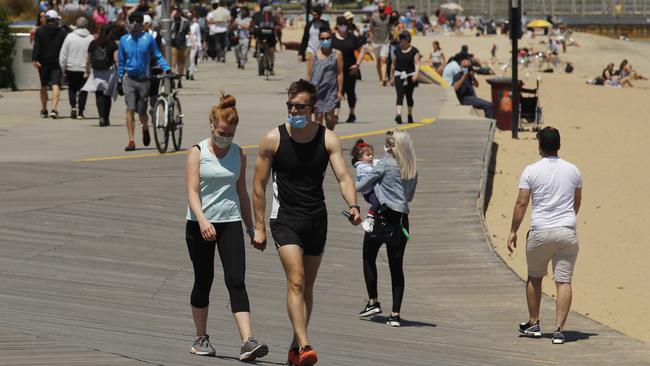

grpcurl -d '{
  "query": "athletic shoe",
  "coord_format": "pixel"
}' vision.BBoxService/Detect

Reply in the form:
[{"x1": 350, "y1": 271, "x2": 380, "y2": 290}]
[
  {"x1": 190, "y1": 335, "x2": 216, "y2": 356},
  {"x1": 99, "y1": 117, "x2": 107, "y2": 127},
  {"x1": 40, "y1": 109, "x2": 48, "y2": 118},
  {"x1": 298, "y1": 345, "x2": 318, "y2": 365},
  {"x1": 142, "y1": 129, "x2": 151, "y2": 147},
  {"x1": 358, "y1": 301, "x2": 382, "y2": 317},
  {"x1": 346, "y1": 114, "x2": 356, "y2": 123},
  {"x1": 50, "y1": 110, "x2": 59, "y2": 119},
  {"x1": 240, "y1": 337, "x2": 268, "y2": 362},
  {"x1": 361, "y1": 217, "x2": 375, "y2": 233},
  {"x1": 178, "y1": 80, "x2": 183, "y2": 89},
  {"x1": 518, "y1": 321, "x2": 542, "y2": 338},
  {"x1": 77, "y1": 111, "x2": 85, "y2": 119},
  {"x1": 407, "y1": 114, "x2": 414, "y2": 123},
  {"x1": 394, "y1": 115, "x2": 402, "y2": 124},
  {"x1": 124, "y1": 141, "x2": 136, "y2": 151},
  {"x1": 70, "y1": 108, "x2": 77, "y2": 119},
  {"x1": 552, "y1": 329, "x2": 565, "y2": 344},
  {"x1": 286, "y1": 347, "x2": 299, "y2": 366},
  {"x1": 387, "y1": 314, "x2": 401, "y2": 327}
]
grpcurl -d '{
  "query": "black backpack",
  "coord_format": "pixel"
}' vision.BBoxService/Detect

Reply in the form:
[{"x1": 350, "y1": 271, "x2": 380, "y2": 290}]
[
  {"x1": 172, "y1": 19, "x2": 189, "y2": 48},
  {"x1": 91, "y1": 44, "x2": 110, "y2": 70}
]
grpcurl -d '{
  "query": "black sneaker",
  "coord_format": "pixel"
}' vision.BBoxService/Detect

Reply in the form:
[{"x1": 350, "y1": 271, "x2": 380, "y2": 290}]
[
  {"x1": 99, "y1": 117, "x2": 107, "y2": 127},
  {"x1": 394, "y1": 115, "x2": 402, "y2": 124},
  {"x1": 142, "y1": 129, "x2": 151, "y2": 147},
  {"x1": 358, "y1": 301, "x2": 382, "y2": 317},
  {"x1": 40, "y1": 109, "x2": 48, "y2": 118},
  {"x1": 346, "y1": 114, "x2": 356, "y2": 123},
  {"x1": 552, "y1": 328, "x2": 565, "y2": 344},
  {"x1": 77, "y1": 111, "x2": 85, "y2": 120},
  {"x1": 50, "y1": 110, "x2": 59, "y2": 119},
  {"x1": 178, "y1": 80, "x2": 183, "y2": 89},
  {"x1": 70, "y1": 108, "x2": 77, "y2": 119},
  {"x1": 518, "y1": 321, "x2": 542, "y2": 338},
  {"x1": 407, "y1": 114, "x2": 414, "y2": 123},
  {"x1": 387, "y1": 314, "x2": 401, "y2": 327}
]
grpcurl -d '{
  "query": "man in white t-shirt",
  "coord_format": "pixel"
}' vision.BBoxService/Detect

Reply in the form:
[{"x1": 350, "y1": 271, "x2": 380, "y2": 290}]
[
  {"x1": 206, "y1": 0, "x2": 231, "y2": 62},
  {"x1": 507, "y1": 126, "x2": 583, "y2": 345}
]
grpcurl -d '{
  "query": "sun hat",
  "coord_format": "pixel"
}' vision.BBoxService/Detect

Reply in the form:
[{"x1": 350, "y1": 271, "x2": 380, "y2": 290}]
[{"x1": 343, "y1": 11, "x2": 354, "y2": 20}]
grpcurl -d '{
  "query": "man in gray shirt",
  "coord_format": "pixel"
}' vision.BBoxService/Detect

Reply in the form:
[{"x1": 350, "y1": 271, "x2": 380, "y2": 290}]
[{"x1": 369, "y1": 1, "x2": 392, "y2": 86}]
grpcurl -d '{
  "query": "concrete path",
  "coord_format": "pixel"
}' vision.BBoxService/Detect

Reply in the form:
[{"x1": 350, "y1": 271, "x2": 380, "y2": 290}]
[{"x1": 1, "y1": 51, "x2": 648, "y2": 365}]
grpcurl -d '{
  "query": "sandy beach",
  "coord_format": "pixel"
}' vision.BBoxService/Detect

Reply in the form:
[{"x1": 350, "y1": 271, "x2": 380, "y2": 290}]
[{"x1": 282, "y1": 27, "x2": 650, "y2": 343}]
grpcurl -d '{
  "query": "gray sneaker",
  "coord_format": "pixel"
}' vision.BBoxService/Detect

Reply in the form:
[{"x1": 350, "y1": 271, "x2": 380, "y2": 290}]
[
  {"x1": 552, "y1": 329, "x2": 565, "y2": 344},
  {"x1": 190, "y1": 335, "x2": 216, "y2": 356},
  {"x1": 240, "y1": 337, "x2": 269, "y2": 362}
]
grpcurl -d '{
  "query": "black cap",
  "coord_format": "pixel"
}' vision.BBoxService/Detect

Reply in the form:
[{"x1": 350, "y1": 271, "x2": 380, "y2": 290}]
[
  {"x1": 313, "y1": 4, "x2": 324, "y2": 15},
  {"x1": 398, "y1": 30, "x2": 411, "y2": 40},
  {"x1": 537, "y1": 126, "x2": 561, "y2": 152}
]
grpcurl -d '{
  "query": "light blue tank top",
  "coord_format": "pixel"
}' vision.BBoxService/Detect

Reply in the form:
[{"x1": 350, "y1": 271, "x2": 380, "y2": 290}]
[{"x1": 186, "y1": 139, "x2": 242, "y2": 223}]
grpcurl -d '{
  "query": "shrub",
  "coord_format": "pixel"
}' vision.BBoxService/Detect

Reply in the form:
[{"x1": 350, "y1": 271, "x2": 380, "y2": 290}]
[
  {"x1": 0, "y1": 4, "x2": 16, "y2": 90},
  {"x1": 0, "y1": 0, "x2": 38, "y2": 21}
]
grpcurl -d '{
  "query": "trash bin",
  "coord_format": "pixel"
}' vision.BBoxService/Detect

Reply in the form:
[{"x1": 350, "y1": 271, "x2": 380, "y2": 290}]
[{"x1": 486, "y1": 77, "x2": 523, "y2": 130}]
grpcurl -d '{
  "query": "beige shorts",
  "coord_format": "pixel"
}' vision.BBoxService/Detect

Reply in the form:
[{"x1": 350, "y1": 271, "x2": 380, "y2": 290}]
[
  {"x1": 526, "y1": 226, "x2": 579, "y2": 283},
  {"x1": 372, "y1": 43, "x2": 390, "y2": 59}
]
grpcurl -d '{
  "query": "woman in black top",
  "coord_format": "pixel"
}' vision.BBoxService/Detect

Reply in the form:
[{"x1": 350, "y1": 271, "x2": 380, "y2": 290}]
[
  {"x1": 83, "y1": 24, "x2": 118, "y2": 127},
  {"x1": 332, "y1": 16, "x2": 365, "y2": 123},
  {"x1": 389, "y1": 31, "x2": 421, "y2": 124}
]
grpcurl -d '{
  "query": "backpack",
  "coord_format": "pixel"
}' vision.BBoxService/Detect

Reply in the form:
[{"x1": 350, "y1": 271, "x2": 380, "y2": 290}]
[
  {"x1": 172, "y1": 19, "x2": 189, "y2": 48},
  {"x1": 91, "y1": 44, "x2": 110, "y2": 70},
  {"x1": 258, "y1": 14, "x2": 275, "y2": 38}
]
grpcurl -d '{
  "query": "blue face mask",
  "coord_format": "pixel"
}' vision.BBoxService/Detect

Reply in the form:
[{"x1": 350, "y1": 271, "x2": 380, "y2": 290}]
[
  {"x1": 320, "y1": 39, "x2": 332, "y2": 48},
  {"x1": 287, "y1": 114, "x2": 308, "y2": 129}
]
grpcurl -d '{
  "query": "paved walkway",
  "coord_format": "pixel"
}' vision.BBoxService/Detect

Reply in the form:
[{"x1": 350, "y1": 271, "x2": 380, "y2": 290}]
[{"x1": 1, "y1": 52, "x2": 649, "y2": 365}]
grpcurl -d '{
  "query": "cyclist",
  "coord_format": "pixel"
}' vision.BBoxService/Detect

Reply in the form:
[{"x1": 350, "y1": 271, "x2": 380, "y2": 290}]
[{"x1": 252, "y1": 5, "x2": 277, "y2": 76}]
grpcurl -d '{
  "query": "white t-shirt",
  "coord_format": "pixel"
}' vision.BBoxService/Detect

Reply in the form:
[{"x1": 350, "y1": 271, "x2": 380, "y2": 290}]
[
  {"x1": 442, "y1": 60, "x2": 460, "y2": 85},
  {"x1": 519, "y1": 157, "x2": 583, "y2": 230},
  {"x1": 187, "y1": 22, "x2": 201, "y2": 47},
  {"x1": 207, "y1": 7, "x2": 231, "y2": 35}
]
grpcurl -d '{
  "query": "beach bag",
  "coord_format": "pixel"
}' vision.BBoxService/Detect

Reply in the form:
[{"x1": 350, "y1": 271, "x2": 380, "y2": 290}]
[{"x1": 565, "y1": 63, "x2": 574, "y2": 73}]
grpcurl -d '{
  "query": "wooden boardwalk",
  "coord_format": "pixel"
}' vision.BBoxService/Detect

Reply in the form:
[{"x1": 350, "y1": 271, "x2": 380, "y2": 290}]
[{"x1": 1, "y1": 51, "x2": 649, "y2": 365}]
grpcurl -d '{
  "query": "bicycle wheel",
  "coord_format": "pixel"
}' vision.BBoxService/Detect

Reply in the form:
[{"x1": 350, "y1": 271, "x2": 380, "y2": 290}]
[
  {"x1": 258, "y1": 52, "x2": 265, "y2": 76},
  {"x1": 264, "y1": 53, "x2": 270, "y2": 80},
  {"x1": 153, "y1": 98, "x2": 169, "y2": 153},
  {"x1": 171, "y1": 96, "x2": 183, "y2": 151}
]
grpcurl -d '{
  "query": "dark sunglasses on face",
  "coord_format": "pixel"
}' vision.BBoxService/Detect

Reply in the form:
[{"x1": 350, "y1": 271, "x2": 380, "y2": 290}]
[
  {"x1": 320, "y1": 37, "x2": 331, "y2": 40},
  {"x1": 286, "y1": 102, "x2": 312, "y2": 111}
]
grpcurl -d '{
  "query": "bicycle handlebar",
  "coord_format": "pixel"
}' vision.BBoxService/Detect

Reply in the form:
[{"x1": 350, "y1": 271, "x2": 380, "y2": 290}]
[{"x1": 156, "y1": 73, "x2": 182, "y2": 80}]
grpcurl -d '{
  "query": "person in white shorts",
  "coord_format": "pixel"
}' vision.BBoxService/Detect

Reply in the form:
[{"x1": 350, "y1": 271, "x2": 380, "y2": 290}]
[
  {"x1": 369, "y1": 1, "x2": 392, "y2": 86},
  {"x1": 507, "y1": 126, "x2": 583, "y2": 345}
]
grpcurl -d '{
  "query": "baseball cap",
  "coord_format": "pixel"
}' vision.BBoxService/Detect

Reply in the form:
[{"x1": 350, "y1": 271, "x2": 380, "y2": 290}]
[
  {"x1": 211, "y1": 0, "x2": 220, "y2": 4},
  {"x1": 536, "y1": 126, "x2": 561, "y2": 152},
  {"x1": 343, "y1": 11, "x2": 354, "y2": 20},
  {"x1": 398, "y1": 30, "x2": 410, "y2": 40},
  {"x1": 45, "y1": 10, "x2": 60, "y2": 20}
]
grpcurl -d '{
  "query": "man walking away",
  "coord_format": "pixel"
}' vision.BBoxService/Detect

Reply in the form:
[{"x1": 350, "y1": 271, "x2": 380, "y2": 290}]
[
  {"x1": 368, "y1": 1, "x2": 391, "y2": 86},
  {"x1": 32, "y1": 10, "x2": 67, "y2": 119},
  {"x1": 207, "y1": 0, "x2": 231, "y2": 62},
  {"x1": 507, "y1": 127, "x2": 582, "y2": 345},
  {"x1": 59, "y1": 16, "x2": 93, "y2": 119},
  {"x1": 452, "y1": 55, "x2": 494, "y2": 119},
  {"x1": 117, "y1": 13, "x2": 171, "y2": 152}
]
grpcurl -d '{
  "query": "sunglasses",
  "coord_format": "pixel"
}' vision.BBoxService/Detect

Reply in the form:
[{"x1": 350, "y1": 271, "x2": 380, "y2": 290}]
[
  {"x1": 320, "y1": 37, "x2": 332, "y2": 40},
  {"x1": 286, "y1": 102, "x2": 312, "y2": 111}
]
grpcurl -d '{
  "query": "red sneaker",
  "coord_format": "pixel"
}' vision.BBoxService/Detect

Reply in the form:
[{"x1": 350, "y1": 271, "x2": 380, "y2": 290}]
[
  {"x1": 298, "y1": 345, "x2": 318, "y2": 365},
  {"x1": 287, "y1": 347, "x2": 299, "y2": 365},
  {"x1": 124, "y1": 140, "x2": 136, "y2": 151}
]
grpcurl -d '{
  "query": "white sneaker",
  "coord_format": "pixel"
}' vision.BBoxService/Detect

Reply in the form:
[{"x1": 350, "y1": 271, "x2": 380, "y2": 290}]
[{"x1": 361, "y1": 217, "x2": 375, "y2": 233}]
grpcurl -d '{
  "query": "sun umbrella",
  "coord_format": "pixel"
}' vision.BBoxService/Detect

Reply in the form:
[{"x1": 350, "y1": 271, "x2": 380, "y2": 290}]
[
  {"x1": 440, "y1": 2, "x2": 463, "y2": 14},
  {"x1": 527, "y1": 19, "x2": 553, "y2": 28}
]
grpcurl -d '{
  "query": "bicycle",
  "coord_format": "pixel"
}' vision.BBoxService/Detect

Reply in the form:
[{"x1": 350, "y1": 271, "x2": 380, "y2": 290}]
[
  {"x1": 257, "y1": 38, "x2": 273, "y2": 80},
  {"x1": 152, "y1": 73, "x2": 183, "y2": 154}
]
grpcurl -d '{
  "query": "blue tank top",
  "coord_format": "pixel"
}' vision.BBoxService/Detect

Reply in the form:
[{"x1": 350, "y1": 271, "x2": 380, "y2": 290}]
[{"x1": 186, "y1": 139, "x2": 242, "y2": 223}]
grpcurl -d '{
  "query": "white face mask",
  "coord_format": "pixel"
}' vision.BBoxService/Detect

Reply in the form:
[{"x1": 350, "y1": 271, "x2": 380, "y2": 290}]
[
  {"x1": 384, "y1": 145, "x2": 392, "y2": 154},
  {"x1": 211, "y1": 128, "x2": 233, "y2": 148}
]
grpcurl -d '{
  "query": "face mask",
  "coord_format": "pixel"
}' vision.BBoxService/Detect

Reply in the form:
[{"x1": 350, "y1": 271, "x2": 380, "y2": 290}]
[
  {"x1": 384, "y1": 145, "x2": 391, "y2": 154},
  {"x1": 337, "y1": 25, "x2": 347, "y2": 33},
  {"x1": 320, "y1": 39, "x2": 331, "y2": 48},
  {"x1": 130, "y1": 22, "x2": 143, "y2": 34},
  {"x1": 211, "y1": 131, "x2": 233, "y2": 148},
  {"x1": 287, "y1": 114, "x2": 308, "y2": 129},
  {"x1": 462, "y1": 67, "x2": 469, "y2": 73}
]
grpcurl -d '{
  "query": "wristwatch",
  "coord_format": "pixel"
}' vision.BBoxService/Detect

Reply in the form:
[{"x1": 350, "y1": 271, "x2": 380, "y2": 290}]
[{"x1": 349, "y1": 204, "x2": 360, "y2": 211}]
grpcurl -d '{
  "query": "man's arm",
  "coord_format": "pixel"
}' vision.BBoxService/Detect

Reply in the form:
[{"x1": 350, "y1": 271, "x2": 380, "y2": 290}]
[
  {"x1": 117, "y1": 39, "x2": 126, "y2": 79},
  {"x1": 59, "y1": 36, "x2": 69, "y2": 72},
  {"x1": 453, "y1": 72, "x2": 467, "y2": 91},
  {"x1": 252, "y1": 129, "x2": 279, "y2": 248},
  {"x1": 507, "y1": 188, "x2": 531, "y2": 254},
  {"x1": 471, "y1": 72, "x2": 479, "y2": 87},
  {"x1": 574, "y1": 187, "x2": 582, "y2": 215},
  {"x1": 325, "y1": 129, "x2": 361, "y2": 225}
]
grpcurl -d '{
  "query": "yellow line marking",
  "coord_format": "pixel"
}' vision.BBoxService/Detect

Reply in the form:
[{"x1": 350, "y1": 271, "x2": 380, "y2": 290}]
[{"x1": 76, "y1": 118, "x2": 435, "y2": 162}]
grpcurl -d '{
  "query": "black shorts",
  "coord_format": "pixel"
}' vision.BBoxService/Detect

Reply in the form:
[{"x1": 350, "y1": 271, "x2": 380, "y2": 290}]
[
  {"x1": 270, "y1": 216, "x2": 327, "y2": 256},
  {"x1": 38, "y1": 63, "x2": 62, "y2": 87}
]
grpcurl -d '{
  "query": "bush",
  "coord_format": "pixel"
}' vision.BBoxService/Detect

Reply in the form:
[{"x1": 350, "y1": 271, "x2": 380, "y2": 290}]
[
  {"x1": 0, "y1": 0, "x2": 38, "y2": 21},
  {"x1": 0, "y1": 4, "x2": 16, "y2": 90}
]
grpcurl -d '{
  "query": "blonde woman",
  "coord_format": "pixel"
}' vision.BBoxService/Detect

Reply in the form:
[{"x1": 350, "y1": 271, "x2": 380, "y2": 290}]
[{"x1": 355, "y1": 129, "x2": 418, "y2": 327}]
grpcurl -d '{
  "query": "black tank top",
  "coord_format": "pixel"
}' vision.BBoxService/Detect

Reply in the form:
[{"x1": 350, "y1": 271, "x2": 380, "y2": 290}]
[{"x1": 271, "y1": 124, "x2": 329, "y2": 220}]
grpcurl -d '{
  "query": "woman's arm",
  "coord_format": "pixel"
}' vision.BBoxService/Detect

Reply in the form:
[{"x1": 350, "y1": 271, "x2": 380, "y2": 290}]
[
  {"x1": 389, "y1": 54, "x2": 396, "y2": 85},
  {"x1": 336, "y1": 51, "x2": 344, "y2": 99},
  {"x1": 186, "y1": 147, "x2": 216, "y2": 241},
  {"x1": 306, "y1": 52, "x2": 314, "y2": 80},
  {"x1": 236, "y1": 149, "x2": 255, "y2": 240},
  {"x1": 356, "y1": 159, "x2": 386, "y2": 193}
]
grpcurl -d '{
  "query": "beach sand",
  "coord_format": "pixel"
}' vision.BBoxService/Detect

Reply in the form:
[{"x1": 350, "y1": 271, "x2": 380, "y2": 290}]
[{"x1": 283, "y1": 27, "x2": 650, "y2": 343}]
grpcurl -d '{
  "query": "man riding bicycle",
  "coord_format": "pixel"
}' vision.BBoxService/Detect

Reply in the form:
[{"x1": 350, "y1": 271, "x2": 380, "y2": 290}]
[{"x1": 252, "y1": 5, "x2": 277, "y2": 76}]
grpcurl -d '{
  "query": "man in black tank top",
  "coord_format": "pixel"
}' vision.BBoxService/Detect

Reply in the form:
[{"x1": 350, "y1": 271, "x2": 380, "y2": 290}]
[{"x1": 253, "y1": 79, "x2": 361, "y2": 365}]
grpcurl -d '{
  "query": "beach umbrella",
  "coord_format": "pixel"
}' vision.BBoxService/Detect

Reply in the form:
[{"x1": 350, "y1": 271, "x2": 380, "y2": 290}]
[
  {"x1": 527, "y1": 19, "x2": 553, "y2": 28},
  {"x1": 440, "y1": 2, "x2": 463, "y2": 14}
]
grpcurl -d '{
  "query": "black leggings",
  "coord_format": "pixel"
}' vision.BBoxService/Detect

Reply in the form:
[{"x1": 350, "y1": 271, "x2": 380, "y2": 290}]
[
  {"x1": 362, "y1": 208, "x2": 409, "y2": 313},
  {"x1": 342, "y1": 72, "x2": 357, "y2": 108},
  {"x1": 186, "y1": 220, "x2": 250, "y2": 312},
  {"x1": 394, "y1": 76, "x2": 415, "y2": 107},
  {"x1": 95, "y1": 92, "x2": 112, "y2": 121},
  {"x1": 66, "y1": 71, "x2": 88, "y2": 112}
]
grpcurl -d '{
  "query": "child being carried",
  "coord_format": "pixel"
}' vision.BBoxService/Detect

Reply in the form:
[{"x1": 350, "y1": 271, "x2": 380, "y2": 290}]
[{"x1": 351, "y1": 139, "x2": 380, "y2": 233}]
